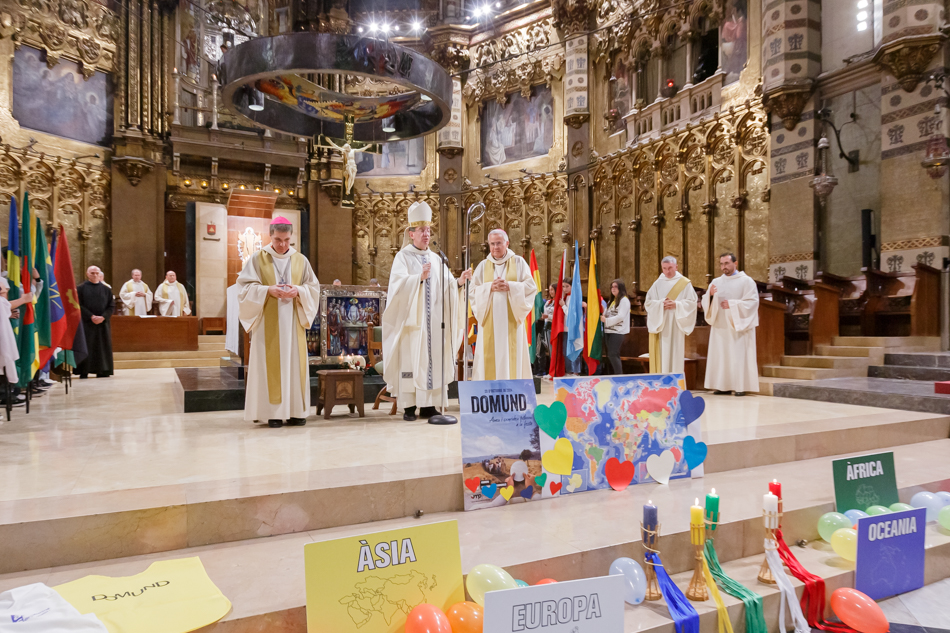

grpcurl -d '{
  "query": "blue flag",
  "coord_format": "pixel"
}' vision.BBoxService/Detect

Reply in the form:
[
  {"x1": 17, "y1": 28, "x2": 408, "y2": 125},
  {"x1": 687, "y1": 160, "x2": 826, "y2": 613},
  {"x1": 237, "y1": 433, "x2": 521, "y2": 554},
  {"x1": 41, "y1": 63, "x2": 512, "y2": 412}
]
[{"x1": 565, "y1": 241, "x2": 584, "y2": 361}]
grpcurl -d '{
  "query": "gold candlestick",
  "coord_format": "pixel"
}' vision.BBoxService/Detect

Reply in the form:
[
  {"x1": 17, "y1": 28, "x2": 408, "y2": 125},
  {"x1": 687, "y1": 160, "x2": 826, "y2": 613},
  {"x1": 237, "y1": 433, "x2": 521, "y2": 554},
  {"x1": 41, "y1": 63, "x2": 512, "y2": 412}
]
[
  {"x1": 685, "y1": 528, "x2": 708, "y2": 601},
  {"x1": 641, "y1": 521, "x2": 663, "y2": 601},
  {"x1": 757, "y1": 508, "x2": 779, "y2": 585}
]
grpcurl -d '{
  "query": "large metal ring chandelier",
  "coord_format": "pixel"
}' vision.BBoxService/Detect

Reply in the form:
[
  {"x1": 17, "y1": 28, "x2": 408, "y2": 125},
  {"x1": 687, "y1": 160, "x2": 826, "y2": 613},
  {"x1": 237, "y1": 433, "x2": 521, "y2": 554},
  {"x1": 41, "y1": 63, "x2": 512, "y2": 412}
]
[{"x1": 218, "y1": 32, "x2": 453, "y2": 142}]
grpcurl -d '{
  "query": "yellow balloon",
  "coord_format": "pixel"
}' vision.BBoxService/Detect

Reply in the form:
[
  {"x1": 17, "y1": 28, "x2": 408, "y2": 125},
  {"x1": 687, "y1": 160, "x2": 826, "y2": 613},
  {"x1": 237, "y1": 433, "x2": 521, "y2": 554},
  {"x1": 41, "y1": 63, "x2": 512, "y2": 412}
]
[
  {"x1": 831, "y1": 527, "x2": 858, "y2": 562},
  {"x1": 465, "y1": 564, "x2": 518, "y2": 606}
]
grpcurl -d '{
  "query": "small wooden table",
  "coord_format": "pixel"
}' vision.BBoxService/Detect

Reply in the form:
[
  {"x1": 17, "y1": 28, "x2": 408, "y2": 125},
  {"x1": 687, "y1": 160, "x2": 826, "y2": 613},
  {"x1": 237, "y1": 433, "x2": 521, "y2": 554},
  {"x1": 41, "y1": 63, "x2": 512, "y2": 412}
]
[{"x1": 316, "y1": 369, "x2": 365, "y2": 419}]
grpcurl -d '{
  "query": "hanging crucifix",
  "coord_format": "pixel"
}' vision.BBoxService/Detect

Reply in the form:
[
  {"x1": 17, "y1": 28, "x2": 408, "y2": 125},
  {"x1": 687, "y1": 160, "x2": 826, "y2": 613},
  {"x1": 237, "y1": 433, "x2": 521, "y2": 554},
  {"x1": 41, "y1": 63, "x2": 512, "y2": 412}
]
[{"x1": 316, "y1": 115, "x2": 381, "y2": 209}]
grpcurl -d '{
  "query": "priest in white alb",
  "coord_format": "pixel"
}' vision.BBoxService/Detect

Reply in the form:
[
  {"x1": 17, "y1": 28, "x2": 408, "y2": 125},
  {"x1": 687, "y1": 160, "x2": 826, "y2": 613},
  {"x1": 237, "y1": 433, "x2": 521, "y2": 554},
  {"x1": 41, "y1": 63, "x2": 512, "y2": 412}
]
[
  {"x1": 155, "y1": 271, "x2": 191, "y2": 317},
  {"x1": 702, "y1": 252, "x2": 759, "y2": 395},
  {"x1": 119, "y1": 269, "x2": 153, "y2": 316},
  {"x1": 238, "y1": 217, "x2": 321, "y2": 427},
  {"x1": 645, "y1": 256, "x2": 698, "y2": 374},
  {"x1": 470, "y1": 229, "x2": 538, "y2": 380},
  {"x1": 382, "y1": 202, "x2": 472, "y2": 421}
]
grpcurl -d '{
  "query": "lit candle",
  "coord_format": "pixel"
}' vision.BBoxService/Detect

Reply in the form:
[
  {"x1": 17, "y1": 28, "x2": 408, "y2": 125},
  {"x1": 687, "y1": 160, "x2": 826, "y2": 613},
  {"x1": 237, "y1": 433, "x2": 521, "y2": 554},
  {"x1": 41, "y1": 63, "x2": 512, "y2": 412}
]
[
  {"x1": 705, "y1": 488, "x2": 720, "y2": 531},
  {"x1": 769, "y1": 479, "x2": 782, "y2": 499},
  {"x1": 690, "y1": 498, "x2": 704, "y2": 545},
  {"x1": 764, "y1": 492, "x2": 779, "y2": 529},
  {"x1": 643, "y1": 501, "x2": 658, "y2": 533}
]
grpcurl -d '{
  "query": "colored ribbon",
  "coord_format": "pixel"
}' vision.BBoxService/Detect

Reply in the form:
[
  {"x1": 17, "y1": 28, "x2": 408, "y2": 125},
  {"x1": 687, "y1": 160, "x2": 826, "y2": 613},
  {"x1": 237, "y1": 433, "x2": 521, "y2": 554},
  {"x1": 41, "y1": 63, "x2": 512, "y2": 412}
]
[
  {"x1": 647, "y1": 551, "x2": 699, "y2": 633},
  {"x1": 765, "y1": 540, "x2": 810, "y2": 633},
  {"x1": 700, "y1": 552, "x2": 734, "y2": 633},
  {"x1": 704, "y1": 540, "x2": 767, "y2": 633},
  {"x1": 775, "y1": 529, "x2": 856, "y2": 632}
]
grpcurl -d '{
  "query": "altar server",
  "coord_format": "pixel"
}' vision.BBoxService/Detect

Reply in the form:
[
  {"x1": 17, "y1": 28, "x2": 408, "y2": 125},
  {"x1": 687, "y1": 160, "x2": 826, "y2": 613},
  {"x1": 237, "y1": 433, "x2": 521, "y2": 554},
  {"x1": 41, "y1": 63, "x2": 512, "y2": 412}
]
[
  {"x1": 645, "y1": 256, "x2": 697, "y2": 374},
  {"x1": 702, "y1": 252, "x2": 759, "y2": 395},
  {"x1": 237, "y1": 217, "x2": 321, "y2": 427},
  {"x1": 119, "y1": 269, "x2": 153, "y2": 316},
  {"x1": 382, "y1": 201, "x2": 471, "y2": 421},
  {"x1": 155, "y1": 271, "x2": 191, "y2": 317},
  {"x1": 76, "y1": 266, "x2": 114, "y2": 379},
  {"x1": 469, "y1": 229, "x2": 537, "y2": 380}
]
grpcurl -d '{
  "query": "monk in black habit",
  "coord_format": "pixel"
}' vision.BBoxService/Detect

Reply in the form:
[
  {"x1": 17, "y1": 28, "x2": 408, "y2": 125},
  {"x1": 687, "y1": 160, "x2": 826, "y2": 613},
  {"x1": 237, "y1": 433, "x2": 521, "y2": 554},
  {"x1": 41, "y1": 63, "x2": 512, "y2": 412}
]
[{"x1": 75, "y1": 265, "x2": 114, "y2": 378}]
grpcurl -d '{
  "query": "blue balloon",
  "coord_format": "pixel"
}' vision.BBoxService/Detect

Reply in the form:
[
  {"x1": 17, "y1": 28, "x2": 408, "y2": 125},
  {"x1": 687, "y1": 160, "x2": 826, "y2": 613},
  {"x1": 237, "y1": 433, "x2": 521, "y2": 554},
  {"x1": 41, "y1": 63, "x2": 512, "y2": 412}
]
[
  {"x1": 515, "y1": 579, "x2": 529, "y2": 587},
  {"x1": 935, "y1": 491, "x2": 950, "y2": 506},
  {"x1": 910, "y1": 491, "x2": 944, "y2": 522},
  {"x1": 843, "y1": 509, "x2": 868, "y2": 527},
  {"x1": 609, "y1": 557, "x2": 646, "y2": 605}
]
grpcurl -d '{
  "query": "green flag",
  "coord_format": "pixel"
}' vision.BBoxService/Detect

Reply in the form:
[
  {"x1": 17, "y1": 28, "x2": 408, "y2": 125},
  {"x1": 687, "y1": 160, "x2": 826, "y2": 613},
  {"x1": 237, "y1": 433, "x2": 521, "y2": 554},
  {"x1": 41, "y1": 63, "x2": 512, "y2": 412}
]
[
  {"x1": 33, "y1": 214, "x2": 52, "y2": 368},
  {"x1": 16, "y1": 192, "x2": 36, "y2": 387}
]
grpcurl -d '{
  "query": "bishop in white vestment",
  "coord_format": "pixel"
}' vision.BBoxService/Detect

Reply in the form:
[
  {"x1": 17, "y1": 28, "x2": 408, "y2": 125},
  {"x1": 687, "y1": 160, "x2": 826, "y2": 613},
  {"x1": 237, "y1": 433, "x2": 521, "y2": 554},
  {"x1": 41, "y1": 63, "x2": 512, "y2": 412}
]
[
  {"x1": 382, "y1": 202, "x2": 471, "y2": 421},
  {"x1": 702, "y1": 253, "x2": 759, "y2": 395},
  {"x1": 645, "y1": 256, "x2": 698, "y2": 374},
  {"x1": 238, "y1": 217, "x2": 321, "y2": 426},
  {"x1": 119, "y1": 269, "x2": 153, "y2": 316},
  {"x1": 470, "y1": 229, "x2": 537, "y2": 380},
  {"x1": 155, "y1": 271, "x2": 191, "y2": 317}
]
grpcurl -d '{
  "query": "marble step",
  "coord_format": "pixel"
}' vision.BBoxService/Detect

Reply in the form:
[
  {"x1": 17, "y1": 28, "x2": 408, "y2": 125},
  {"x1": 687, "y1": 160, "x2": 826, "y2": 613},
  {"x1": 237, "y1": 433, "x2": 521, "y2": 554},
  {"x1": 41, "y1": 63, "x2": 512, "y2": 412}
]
[
  {"x1": 832, "y1": 336, "x2": 941, "y2": 351},
  {"x1": 1, "y1": 442, "x2": 948, "y2": 633},
  {"x1": 752, "y1": 376, "x2": 803, "y2": 396},
  {"x1": 780, "y1": 355, "x2": 872, "y2": 369},
  {"x1": 815, "y1": 345, "x2": 886, "y2": 360},
  {"x1": 200, "y1": 335, "x2": 227, "y2": 342},
  {"x1": 2, "y1": 416, "x2": 947, "y2": 575},
  {"x1": 762, "y1": 365, "x2": 850, "y2": 380},
  {"x1": 115, "y1": 358, "x2": 223, "y2": 369},
  {"x1": 115, "y1": 350, "x2": 226, "y2": 361},
  {"x1": 885, "y1": 352, "x2": 950, "y2": 368},
  {"x1": 773, "y1": 377, "x2": 950, "y2": 413},
  {"x1": 869, "y1": 364, "x2": 950, "y2": 381}
]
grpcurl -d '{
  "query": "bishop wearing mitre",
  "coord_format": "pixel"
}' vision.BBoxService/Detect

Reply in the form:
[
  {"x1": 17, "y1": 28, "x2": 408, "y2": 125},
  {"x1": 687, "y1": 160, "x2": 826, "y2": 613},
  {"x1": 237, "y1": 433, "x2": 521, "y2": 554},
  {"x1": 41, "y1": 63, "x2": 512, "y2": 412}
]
[
  {"x1": 155, "y1": 271, "x2": 191, "y2": 317},
  {"x1": 238, "y1": 217, "x2": 321, "y2": 427},
  {"x1": 119, "y1": 269, "x2": 153, "y2": 316},
  {"x1": 645, "y1": 256, "x2": 697, "y2": 374},
  {"x1": 702, "y1": 252, "x2": 759, "y2": 395},
  {"x1": 470, "y1": 229, "x2": 537, "y2": 380},
  {"x1": 382, "y1": 201, "x2": 472, "y2": 421}
]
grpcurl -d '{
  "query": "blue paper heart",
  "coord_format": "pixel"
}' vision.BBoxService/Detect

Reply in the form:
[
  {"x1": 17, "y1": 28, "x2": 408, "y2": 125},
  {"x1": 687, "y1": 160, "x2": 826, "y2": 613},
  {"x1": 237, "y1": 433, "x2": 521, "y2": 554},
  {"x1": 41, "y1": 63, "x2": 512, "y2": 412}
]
[
  {"x1": 520, "y1": 486, "x2": 534, "y2": 500},
  {"x1": 683, "y1": 435, "x2": 708, "y2": 470},
  {"x1": 481, "y1": 483, "x2": 497, "y2": 499},
  {"x1": 679, "y1": 391, "x2": 705, "y2": 426}
]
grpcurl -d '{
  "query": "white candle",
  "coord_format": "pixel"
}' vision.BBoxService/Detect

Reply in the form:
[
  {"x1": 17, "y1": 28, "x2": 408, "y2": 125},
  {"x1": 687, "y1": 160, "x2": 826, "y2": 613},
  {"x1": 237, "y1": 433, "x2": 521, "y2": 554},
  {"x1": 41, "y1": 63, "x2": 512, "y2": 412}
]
[{"x1": 763, "y1": 492, "x2": 779, "y2": 529}]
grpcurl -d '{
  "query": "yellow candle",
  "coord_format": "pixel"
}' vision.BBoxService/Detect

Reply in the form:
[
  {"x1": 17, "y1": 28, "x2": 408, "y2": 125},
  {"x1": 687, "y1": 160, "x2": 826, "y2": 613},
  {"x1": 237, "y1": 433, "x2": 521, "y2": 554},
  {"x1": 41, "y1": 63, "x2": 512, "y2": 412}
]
[{"x1": 690, "y1": 498, "x2": 704, "y2": 545}]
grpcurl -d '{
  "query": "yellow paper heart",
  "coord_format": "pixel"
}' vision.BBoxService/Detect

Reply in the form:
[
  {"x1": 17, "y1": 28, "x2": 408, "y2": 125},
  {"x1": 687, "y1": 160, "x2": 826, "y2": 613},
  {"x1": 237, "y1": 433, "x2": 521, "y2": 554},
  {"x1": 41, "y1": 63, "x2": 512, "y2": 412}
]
[
  {"x1": 567, "y1": 473, "x2": 582, "y2": 491},
  {"x1": 500, "y1": 486, "x2": 514, "y2": 501},
  {"x1": 542, "y1": 438, "x2": 574, "y2": 476}
]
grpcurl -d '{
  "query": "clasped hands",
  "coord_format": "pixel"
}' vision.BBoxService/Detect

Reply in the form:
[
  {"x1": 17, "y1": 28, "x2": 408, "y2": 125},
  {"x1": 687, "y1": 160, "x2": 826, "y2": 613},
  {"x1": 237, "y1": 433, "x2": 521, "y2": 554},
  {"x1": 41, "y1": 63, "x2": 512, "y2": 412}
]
[
  {"x1": 268, "y1": 284, "x2": 299, "y2": 300},
  {"x1": 708, "y1": 284, "x2": 729, "y2": 309},
  {"x1": 490, "y1": 277, "x2": 510, "y2": 293}
]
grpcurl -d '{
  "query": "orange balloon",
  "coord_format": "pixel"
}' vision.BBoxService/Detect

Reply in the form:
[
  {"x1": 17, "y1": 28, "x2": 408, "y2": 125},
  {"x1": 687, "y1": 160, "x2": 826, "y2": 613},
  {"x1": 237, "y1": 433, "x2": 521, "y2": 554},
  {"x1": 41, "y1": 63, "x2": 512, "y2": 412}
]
[
  {"x1": 446, "y1": 601, "x2": 484, "y2": 633},
  {"x1": 830, "y1": 588, "x2": 889, "y2": 633},
  {"x1": 405, "y1": 603, "x2": 453, "y2": 633},
  {"x1": 535, "y1": 578, "x2": 558, "y2": 585}
]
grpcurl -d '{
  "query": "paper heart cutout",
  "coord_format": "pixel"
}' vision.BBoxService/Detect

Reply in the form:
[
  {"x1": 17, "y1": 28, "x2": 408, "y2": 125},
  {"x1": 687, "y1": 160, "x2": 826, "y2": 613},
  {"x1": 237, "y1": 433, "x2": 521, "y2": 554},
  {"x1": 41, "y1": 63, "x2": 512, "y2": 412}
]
[
  {"x1": 534, "y1": 473, "x2": 547, "y2": 489},
  {"x1": 646, "y1": 450, "x2": 675, "y2": 485},
  {"x1": 670, "y1": 446, "x2": 682, "y2": 464},
  {"x1": 683, "y1": 436, "x2": 708, "y2": 470},
  {"x1": 604, "y1": 457, "x2": 636, "y2": 491},
  {"x1": 679, "y1": 391, "x2": 705, "y2": 426},
  {"x1": 567, "y1": 473, "x2": 583, "y2": 492},
  {"x1": 550, "y1": 482, "x2": 563, "y2": 495},
  {"x1": 535, "y1": 401, "x2": 568, "y2": 439},
  {"x1": 481, "y1": 483, "x2": 498, "y2": 499},
  {"x1": 500, "y1": 486, "x2": 514, "y2": 501},
  {"x1": 520, "y1": 486, "x2": 534, "y2": 500},
  {"x1": 542, "y1": 438, "x2": 574, "y2": 475},
  {"x1": 465, "y1": 477, "x2": 480, "y2": 493}
]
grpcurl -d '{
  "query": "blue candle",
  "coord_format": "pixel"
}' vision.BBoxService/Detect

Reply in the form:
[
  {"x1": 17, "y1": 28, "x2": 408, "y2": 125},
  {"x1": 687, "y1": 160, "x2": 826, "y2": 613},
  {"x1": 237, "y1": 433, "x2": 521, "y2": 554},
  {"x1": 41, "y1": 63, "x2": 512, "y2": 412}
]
[{"x1": 643, "y1": 501, "x2": 658, "y2": 532}]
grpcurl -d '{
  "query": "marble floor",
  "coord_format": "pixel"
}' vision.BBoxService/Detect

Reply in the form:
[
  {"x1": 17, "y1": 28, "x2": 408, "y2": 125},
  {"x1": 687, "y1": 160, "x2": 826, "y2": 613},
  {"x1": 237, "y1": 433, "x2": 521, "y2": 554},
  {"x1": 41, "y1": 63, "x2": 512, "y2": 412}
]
[{"x1": 880, "y1": 578, "x2": 950, "y2": 630}]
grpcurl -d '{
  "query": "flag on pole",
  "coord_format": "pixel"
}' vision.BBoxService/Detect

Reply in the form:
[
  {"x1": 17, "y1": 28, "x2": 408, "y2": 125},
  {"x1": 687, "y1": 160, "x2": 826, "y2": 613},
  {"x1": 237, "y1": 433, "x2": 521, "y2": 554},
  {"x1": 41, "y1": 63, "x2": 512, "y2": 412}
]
[
  {"x1": 565, "y1": 242, "x2": 584, "y2": 362},
  {"x1": 34, "y1": 216, "x2": 53, "y2": 368},
  {"x1": 547, "y1": 249, "x2": 567, "y2": 377},
  {"x1": 47, "y1": 229, "x2": 66, "y2": 368},
  {"x1": 16, "y1": 193, "x2": 37, "y2": 387},
  {"x1": 527, "y1": 250, "x2": 543, "y2": 363},
  {"x1": 53, "y1": 225, "x2": 86, "y2": 367},
  {"x1": 583, "y1": 241, "x2": 604, "y2": 374},
  {"x1": 6, "y1": 197, "x2": 21, "y2": 336}
]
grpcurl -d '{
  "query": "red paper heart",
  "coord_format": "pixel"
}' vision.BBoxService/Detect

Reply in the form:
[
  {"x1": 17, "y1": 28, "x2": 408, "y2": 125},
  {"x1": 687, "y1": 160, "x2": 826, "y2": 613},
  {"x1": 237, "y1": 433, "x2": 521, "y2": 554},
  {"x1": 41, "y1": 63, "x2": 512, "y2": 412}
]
[
  {"x1": 464, "y1": 477, "x2": 480, "y2": 493},
  {"x1": 550, "y1": 482, "x2": 563, "y2": 495},
  {"x1": 604, "y1": 457, "x2": 635, "y2": 491}
]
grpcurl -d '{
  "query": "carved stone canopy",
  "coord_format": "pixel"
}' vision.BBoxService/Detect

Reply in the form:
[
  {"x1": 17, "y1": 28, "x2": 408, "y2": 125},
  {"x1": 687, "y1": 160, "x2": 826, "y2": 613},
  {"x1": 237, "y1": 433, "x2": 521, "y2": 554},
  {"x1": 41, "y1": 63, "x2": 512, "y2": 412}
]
[
  {"x1": 873, "y1": 34, "x2": 945, "y2": 93},
  {"x1": 114, "y1": 157, "x2": 154, "y2": 187},
  {"x1": 763, "y1": 84, "x2": 814, "y2": 132},
  {"x1": 551, "y1": 0, "x2": 591, "y2": 37}
]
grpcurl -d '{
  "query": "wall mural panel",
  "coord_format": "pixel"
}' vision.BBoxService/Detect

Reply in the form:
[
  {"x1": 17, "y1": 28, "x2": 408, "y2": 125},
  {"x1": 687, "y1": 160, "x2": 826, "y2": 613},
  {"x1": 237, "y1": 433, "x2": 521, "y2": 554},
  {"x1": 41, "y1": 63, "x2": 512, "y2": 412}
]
[{"x1": 480, "y1": 87, "x2": 555, "y2": 168}]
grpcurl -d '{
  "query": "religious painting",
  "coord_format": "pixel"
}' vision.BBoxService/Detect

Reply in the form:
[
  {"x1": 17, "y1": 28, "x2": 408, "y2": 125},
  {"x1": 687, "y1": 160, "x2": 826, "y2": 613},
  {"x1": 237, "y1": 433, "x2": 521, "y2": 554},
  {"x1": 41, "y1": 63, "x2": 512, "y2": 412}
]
[
  {"x1": 480, "y1": 86, "x2": 554, "y2": 168},
  {"x1": 608, "y1": 57, "x2": 632, "y2": 135},
  {"x1": 180, "y1": 2, "x2": 200, "y2": 81},
  {"x1": 319, "y1": 288, "x2": 387, "y2": 361},
  {"x1": 307, "y1": 318, "x2": 322, "y2": 357},
  {"x1": 355, "y1": 138, "x2": 426, "y2": 177},
  {"x1": 720, "y1": 0, "x2": 747, "y2": 85},
  {"x1": 12, "y1": 46, "x2": 114, "y2": 147}
]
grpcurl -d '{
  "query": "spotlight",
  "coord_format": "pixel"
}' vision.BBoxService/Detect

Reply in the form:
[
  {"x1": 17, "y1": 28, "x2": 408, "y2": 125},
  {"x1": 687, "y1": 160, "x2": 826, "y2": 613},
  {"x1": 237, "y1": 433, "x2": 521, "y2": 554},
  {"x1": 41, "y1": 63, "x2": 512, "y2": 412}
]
[
  {"x1": 183, "y1": 178, "x2": 192, "y2": 187},
  {"x1": 394, "y1": 25, "x2": 399, "y2": 31},
  {"x1": 856, "y1": 10, "x2": 867, "y2": 20},
  {"x1": 255, "y1": 186, "x2": 261, "y2": 191},
  {"x1": 495, "y1": 1, "x2": 500, "y2": 7},
  {"x1": 412, "y1": 21, "x2": 421, "y2": 31},
  {"x1": 200, "y1": 180, "x2": 209, "y2": 189},
  {"x1": 247, "y1": 86, "x2": 265, "y2": 111},
  {"x1": 358, "y1": 26, "x2": 363, "y2": 33},
  {"x1": 381, "y1": 23, "x2": 389, "y2": 33},
  {"x1": 239, "y1": 184, "x2": 246, "y2": 190},
  {"x1": 369, "y1": 22, "x2": 378, "y2": 31},
  {"x1": 474, "y1": 6, "x2": 483, "y2": 16},
  {"x1": 382, "y1": 116, "x2": 396, "y2": 133},
  {"x1": 274, "y1": 187, "x2": 281, "y2": 194},
  {"x1": 222, "y1": 183, "x2": 230, "y2": 190}
]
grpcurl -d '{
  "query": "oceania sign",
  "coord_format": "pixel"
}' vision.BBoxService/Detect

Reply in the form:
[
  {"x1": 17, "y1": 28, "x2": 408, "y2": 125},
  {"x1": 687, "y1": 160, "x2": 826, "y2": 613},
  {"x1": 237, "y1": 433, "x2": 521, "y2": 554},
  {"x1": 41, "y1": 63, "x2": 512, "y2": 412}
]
[{"x1": 867, "y1": 516, "x2": 917, "y2": 541}]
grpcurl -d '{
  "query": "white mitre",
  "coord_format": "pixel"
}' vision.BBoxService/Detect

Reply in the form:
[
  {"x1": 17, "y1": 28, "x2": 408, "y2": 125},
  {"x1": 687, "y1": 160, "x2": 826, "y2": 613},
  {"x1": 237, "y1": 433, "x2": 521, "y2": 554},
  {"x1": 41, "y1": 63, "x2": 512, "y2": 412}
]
[{"x1": 403, "y1": 201, "x2": 433, "y2": 246}]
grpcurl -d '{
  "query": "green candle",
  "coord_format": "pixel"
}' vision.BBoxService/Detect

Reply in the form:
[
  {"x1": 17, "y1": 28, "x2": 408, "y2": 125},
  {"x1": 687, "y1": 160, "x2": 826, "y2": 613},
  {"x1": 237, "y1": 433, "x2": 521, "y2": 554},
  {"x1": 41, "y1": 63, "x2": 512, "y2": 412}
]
[{"x1": 705, "y1": 488, "x2": 720, "y2": 531}]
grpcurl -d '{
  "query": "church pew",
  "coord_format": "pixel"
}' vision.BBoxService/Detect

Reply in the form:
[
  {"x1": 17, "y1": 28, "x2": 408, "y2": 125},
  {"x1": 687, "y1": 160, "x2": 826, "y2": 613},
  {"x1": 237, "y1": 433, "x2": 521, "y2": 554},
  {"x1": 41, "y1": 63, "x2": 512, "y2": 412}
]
[
  {"x1": 766, "y1": 279, "x2": 840, "y2": 354},
  {"x1": 910, "y1": 264, "x2": 940, "y2": 337},
  {"x1": 756, "y1": 299, "x2": 786, "y2": 373},
  {"x1": 816, "y1": 271, "x2": 868, "y2": 336},
  {"x1": 112, "y1": 315, "x2": 200, "y2": 352},
  {"x1": 861, "y1": 264, "x2": 940, "y2": 336}
]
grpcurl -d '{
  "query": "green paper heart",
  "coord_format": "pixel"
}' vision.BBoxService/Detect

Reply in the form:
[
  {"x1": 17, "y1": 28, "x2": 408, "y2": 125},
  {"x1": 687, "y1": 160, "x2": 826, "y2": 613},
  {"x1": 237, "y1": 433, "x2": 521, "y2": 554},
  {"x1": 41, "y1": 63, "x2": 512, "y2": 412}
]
[
  {"x1": 535, "y1": 401, "x2": 568, "y2": 439},
  {"x1": 534, "y1": 473, "x2": 547, "y2": 488}
]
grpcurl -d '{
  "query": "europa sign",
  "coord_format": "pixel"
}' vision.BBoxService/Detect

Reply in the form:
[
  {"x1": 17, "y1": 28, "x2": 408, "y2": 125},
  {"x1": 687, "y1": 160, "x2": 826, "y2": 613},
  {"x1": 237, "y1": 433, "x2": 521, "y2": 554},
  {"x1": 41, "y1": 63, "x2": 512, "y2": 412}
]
[
  {"x1": 483, "y1": 575, "x2": 624, "y2": 633},
  {"x1": 831, "y1": 451, "x2": 899, "y2": 513},
  {"x1": 855, "y1": 507, "x2": 926, "y2": 600}
]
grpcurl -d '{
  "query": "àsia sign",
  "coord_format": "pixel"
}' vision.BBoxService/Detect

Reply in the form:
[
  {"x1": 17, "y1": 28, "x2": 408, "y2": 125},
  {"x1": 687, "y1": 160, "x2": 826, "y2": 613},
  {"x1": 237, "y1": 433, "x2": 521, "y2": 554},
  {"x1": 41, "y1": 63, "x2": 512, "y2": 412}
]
[{"x1": 483, "y1": 575, "x2": 624, "y2": 633}]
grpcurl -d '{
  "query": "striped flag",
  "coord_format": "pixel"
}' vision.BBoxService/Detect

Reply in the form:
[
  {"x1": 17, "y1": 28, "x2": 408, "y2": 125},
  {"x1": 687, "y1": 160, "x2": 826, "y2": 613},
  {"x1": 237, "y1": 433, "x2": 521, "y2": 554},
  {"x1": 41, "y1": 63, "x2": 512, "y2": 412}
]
[
  {"x1": 16, "y1": 192, "x2": 37, "y2": 387},
  {"x1": 547, "y1": 249, "x2": 567, "y2": 377},
  {"x1": 565, "y1": 241, "x2": 584, "y2": 362},
  {"x1": 6, "y1": 197, "x2": 21, "y2": 336},
  {"x1": 527, "y1": 250, "x2": 543, "y2": 363},
  {"x1": 583, "y1": 241, "x2": 603, "y2": 374}
]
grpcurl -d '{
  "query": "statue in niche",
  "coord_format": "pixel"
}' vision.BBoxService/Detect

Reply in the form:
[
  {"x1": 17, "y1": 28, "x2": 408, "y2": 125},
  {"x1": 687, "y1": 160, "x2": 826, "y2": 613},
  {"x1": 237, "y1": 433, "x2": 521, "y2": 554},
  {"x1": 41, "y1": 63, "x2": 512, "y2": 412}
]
[{"x1": 237, "y1": 226, "x2": 262, "y2": 268}]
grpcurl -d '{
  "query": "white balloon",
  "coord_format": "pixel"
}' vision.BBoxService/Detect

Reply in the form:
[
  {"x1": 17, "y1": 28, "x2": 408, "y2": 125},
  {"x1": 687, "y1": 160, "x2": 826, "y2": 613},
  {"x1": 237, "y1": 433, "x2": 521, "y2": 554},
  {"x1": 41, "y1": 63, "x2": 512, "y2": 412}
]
[
  {"x1": 609, "y1": 557, "x2": 646, "y2": 605},
  {"x1": 910, "y1": 491, "x2": 944, "y2": 522}
]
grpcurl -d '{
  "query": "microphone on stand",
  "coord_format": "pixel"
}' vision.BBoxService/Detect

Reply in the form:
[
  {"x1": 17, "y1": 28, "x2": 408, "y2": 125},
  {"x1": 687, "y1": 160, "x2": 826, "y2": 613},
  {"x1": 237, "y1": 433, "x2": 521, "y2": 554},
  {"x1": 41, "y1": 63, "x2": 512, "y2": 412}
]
[{"x1": 428, "y1": 248, "x2": 458, "y2": 426}]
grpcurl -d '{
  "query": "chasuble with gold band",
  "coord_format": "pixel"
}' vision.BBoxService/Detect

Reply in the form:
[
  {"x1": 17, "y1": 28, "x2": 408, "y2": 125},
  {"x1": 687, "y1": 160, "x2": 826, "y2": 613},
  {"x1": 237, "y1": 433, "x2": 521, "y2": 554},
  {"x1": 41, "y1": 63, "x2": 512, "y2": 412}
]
[{"x1": 644, "y1": 273, "x2": 698, "y2": 374}]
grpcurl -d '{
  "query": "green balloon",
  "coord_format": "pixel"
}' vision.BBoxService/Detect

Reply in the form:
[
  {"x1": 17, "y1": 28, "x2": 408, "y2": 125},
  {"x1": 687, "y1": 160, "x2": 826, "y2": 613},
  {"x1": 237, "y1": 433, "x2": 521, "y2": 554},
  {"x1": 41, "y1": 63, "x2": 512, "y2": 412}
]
[
  {"x1": 889, "y1": 502, "x2": 914, "y2": 512},
  {"x1": 940, "y1": 505, "x2": 950, "y2": 531},
  {"x1": 818, "y1": 512, "x2": 854, "y2": 542},
  {"x1": 866, "y1": 505, "x2": 891, "y2": 516}
]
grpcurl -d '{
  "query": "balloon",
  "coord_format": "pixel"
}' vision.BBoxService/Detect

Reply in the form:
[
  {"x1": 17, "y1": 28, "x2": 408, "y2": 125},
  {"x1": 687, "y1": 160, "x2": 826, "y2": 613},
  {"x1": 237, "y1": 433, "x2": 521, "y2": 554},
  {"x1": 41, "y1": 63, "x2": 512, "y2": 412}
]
[
  {"x1": 866, "y1": 505, "x2": 891, "y2": 516},
  {"x1": 910, "y1": 491, "x2": 944, "y2": 521},
  {"x1": 535, "y1": 579, "x2": 557, "y2": 585},
  {"x1": 515, "y1": 580, "x2": 529, "y2": 587},
  {"x1": 406, "y1": 604, "x2": 452, "y2": 633},
  {"x1": 446, "y1": 601, "x2": 484, "y2": 633},
  {"x1": 844, "y1": 509, "x2": 868, "y2": 527},
  {"x1": 817, "y1": 512, "x2": 853, "y2": 542},
  {"x1": 830, "y1": 588, "x2": 889, "y2": 633},
  {"x1": 466, "y1": 564, "x2": 518, "y2": 606},
  {"x1": 830, "y1": 527, "x2": 858, "y2": 562},
  {"x1": 609, "y1": 557, "x2": 647, "y2": 605},
  {"x1": 940, "y1": 505, "x2": 950, "y2": 531},
  {"x1": 889, "y1": 502, "x2": 914, "y2": 512},
  {"x1": 935, "y1": 491, "x2": 950, "y2": 506}
]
